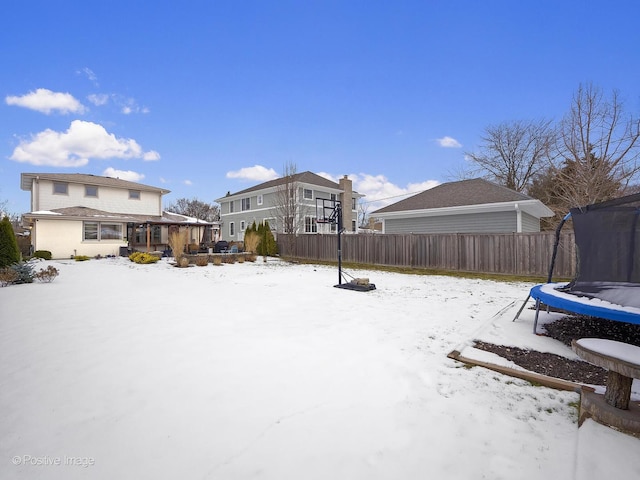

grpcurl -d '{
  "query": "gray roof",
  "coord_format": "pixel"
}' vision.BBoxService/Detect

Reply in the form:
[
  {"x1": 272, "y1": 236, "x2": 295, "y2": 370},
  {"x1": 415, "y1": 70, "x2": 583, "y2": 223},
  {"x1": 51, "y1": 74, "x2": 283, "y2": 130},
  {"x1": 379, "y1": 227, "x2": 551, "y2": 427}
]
[
  {"x1": 372, "y1": 178, "x2": 534, "y2": 214},
  {"x1": 219, "y1": 171, "x2": 358, "y2": 199},
  {"x1": 20, "y1": 172, "x2": 170, "y2": 194},
  {"x1": 24, "y1": 206, "x2": 212, "y2": 225}
]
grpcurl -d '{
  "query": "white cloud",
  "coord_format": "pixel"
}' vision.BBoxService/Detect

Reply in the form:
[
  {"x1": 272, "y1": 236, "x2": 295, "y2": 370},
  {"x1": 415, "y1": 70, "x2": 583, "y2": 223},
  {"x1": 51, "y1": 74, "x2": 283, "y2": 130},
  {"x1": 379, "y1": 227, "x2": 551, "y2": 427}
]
[
  {"x1": 102, "y1": 168, "x2": 145, "y2": 182},
  {"x1": 5, "y1": 88, "x2": 86, "y2": 115},
  {"x1": 143, "y1": 150, "x2": 161, "y2": 161},
  {"x1": 436, "y1": 136, "x2": 462, "y2": 148},
  {"x1": 9, "y1": 120, "x2": 159, "y2": 167},
  {"x1": 226, "y1": 165, "x2": 279, "y2": 182},
  {"x1": 77, "y1": 67, "x2": 99, "y2": 86},
  {"x1": 319, "y1": 173, "x2": 439, "y2": 212},
  {"x1": 183, "y1": 180, "x2": 193, "y2": 186},
  {"x1": 87, "y1": 93, "x2": 109, "y2": 106},
  {"x1": 118, "y1": 96, "x2": 149, "y2": 115}
]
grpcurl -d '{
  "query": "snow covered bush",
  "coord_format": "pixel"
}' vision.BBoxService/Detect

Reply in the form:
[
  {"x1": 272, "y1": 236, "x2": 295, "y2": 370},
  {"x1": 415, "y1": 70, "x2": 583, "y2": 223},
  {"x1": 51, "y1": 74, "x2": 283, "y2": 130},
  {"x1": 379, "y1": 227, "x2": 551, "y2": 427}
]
[{"x1": 9, "y1": 261, "x2": 35, "y2": 284}]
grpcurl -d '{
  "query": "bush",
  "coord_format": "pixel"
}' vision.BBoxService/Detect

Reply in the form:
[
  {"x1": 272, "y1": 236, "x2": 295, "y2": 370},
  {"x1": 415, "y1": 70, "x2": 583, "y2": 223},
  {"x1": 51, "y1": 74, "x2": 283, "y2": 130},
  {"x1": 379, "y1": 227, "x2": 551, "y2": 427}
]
[
  {"x1": 194, "y1": 256, "x2": 208, "y2": 266},
  {"x1": 129, "y1": 252, "x2": 160, "y2": 264},
  {"x1": 33, "y1": 250, "x2": 52, "y2": 260},
  {"x1": 222, "y1": 254, "x2": 237, "y2": 264},
  {"x1": 74, "y1": 255, "x2": 91, "y2": 262},
  {"x1": 212, "y1": 255, "x2": 222, "y2": 266},
  {"x1": 10, "y1": 261, "x2": 35, "y2": 284},
  {"x1": 0, "y1": 216, "x2": 21, "y2": 268},
  {"x1": 243, "y1": 229, "x2": 260, "y2": 253},
  {"x1": 35, "y1": 265, "x2": 59, "y2": 283},
  {"x1": 0, "y1": 267, "x2": 18, "y2": 287}
]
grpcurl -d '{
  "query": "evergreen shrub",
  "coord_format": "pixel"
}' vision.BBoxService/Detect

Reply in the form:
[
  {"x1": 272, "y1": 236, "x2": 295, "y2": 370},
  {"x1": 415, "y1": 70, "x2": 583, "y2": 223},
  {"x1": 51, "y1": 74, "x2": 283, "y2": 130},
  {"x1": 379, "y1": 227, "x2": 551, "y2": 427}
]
[
  {"x1": 10, "y1": 261, "x2": 35, "y2": 284},
  {"x1": 0, "y1": 216, "x2": 21, "y2": 267},
  {"x1": 33, "y1": 250, "x2": 52, "y2": 260}
]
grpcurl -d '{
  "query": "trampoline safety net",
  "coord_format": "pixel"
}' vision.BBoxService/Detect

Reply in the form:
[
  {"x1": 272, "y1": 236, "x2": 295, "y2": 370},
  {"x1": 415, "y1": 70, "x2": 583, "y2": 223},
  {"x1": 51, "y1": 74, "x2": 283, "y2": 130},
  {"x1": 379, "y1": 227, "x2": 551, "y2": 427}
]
[{"x1": 566, "y1": 194, "x2": 640, "y2": 308}]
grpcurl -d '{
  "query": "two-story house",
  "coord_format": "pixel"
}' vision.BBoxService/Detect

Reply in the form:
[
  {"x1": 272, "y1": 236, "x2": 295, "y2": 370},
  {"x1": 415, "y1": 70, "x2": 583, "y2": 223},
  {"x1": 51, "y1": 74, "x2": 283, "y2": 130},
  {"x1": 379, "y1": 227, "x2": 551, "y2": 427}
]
[
  {"x1": 215, "y1": 172, "x2": 362, "y2": 242},
  {"x1": 21, "y1": 173, "x2": 216, "y2": 259}
]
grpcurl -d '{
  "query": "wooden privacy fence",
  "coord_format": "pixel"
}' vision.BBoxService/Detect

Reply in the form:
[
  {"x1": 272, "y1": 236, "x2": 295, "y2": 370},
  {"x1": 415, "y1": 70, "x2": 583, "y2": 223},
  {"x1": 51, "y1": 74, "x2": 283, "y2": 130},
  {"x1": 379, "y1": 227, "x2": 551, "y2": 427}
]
[{"x1": 277, "y1": 232, "x2": 577, "y2": 278}]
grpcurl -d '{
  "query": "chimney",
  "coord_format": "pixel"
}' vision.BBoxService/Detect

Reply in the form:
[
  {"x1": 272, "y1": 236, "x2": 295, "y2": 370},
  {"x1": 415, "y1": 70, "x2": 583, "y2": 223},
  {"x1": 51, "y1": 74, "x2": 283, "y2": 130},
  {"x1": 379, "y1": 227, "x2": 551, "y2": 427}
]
[{"x1": 338, "y1": 175, "x2": 353, "y2": 232}]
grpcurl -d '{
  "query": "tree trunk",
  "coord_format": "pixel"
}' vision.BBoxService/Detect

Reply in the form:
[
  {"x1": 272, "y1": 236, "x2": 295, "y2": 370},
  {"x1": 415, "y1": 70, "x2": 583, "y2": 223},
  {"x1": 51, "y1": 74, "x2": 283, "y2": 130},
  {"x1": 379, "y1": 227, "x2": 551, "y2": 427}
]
[{"x1": 605, "y1": 371, "x2": 632, "y2": 409}]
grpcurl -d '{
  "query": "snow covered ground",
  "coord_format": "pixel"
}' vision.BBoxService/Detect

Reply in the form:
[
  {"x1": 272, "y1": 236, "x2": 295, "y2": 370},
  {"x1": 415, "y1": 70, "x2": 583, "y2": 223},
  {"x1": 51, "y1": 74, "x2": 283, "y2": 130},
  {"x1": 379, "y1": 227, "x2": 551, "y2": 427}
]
[{"x1": 1, "y1": 257, "x2": 639, "y2": 479}]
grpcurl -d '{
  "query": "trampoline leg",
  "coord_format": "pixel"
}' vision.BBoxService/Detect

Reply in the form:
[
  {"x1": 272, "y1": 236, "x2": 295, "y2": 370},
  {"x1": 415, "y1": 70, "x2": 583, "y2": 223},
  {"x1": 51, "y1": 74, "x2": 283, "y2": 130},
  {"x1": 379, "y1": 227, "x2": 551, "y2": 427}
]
[
  {"x1": 512, "y1": 294, "x2": 531, "y2": 322},
  {"x1": 533, "y1": 299, "x2": 541, "y2": 334}
]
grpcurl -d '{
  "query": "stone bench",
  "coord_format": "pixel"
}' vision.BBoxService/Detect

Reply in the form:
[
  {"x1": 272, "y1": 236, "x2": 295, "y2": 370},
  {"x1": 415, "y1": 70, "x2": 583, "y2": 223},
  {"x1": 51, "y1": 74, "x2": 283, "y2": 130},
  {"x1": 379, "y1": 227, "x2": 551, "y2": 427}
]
[{"x1": 572, "y1": 338, "x2": 640, "y2": 435}]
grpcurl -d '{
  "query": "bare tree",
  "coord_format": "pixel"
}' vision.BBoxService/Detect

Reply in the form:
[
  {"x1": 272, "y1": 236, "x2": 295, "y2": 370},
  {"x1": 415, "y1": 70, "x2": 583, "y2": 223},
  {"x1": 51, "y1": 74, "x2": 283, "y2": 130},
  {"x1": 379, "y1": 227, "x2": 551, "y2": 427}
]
[
  {"x1": 552, "y1": 83, "x2": 640, "y2": 207},
  {"x1": 465, "y1": 119, "x2": 555, "y2": 192},
  {"x1": 165, "y1": 198, "x2": 220, "y2": 222},
  {"x1": 272, "y1": 162, "x2": 303, "y2": 258},
  {"x1": 357, "y1": 200, "x2": 369, "y2": 228}
]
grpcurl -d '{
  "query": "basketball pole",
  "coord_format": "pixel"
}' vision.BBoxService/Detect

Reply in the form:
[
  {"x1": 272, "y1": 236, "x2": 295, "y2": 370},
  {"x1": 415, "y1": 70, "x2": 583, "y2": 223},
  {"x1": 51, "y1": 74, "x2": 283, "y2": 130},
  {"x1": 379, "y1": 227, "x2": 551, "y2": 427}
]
[{"x1": 337, "y1": 201, "x2": 343, "y2": 285}]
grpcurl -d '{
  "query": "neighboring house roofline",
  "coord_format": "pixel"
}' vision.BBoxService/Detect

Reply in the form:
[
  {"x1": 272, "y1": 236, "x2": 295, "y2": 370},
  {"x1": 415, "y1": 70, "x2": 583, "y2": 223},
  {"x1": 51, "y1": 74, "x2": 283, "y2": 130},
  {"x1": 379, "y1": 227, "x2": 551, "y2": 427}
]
[
  {"x1": 20, "y1": 172, "x2": 170, "y2": 195},
  {"x1": 372, "y1": 178, "x2": 547, "y2": 216},
  {"x1": 215, "y1": 171, "x2": 363, "y2": 202},
  {"x1": 374, "y1": 199, "x2": 554, "y2": 219}
]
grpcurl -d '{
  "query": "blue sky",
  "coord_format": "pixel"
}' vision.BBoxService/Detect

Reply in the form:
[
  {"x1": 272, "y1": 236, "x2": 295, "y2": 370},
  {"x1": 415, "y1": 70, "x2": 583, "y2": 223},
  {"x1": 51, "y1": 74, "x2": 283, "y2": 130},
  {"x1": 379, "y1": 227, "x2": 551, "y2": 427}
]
[{"x1": 2, "y1": 0, "x2": 639, "y2": 215}]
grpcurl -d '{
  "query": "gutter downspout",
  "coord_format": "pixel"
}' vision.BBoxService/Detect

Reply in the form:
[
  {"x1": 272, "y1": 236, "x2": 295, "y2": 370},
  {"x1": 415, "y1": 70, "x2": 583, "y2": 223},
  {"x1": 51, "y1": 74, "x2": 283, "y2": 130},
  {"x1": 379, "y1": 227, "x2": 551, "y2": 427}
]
[{"x1": 514, "y1": 203, "x2": 522, "y2": 233}]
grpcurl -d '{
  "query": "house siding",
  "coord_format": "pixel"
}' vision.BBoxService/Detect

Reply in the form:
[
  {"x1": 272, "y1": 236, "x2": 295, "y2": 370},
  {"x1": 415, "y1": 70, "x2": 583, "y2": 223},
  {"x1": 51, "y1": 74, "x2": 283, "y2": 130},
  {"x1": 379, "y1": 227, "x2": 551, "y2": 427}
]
[
  {"x1": 384, "y1": 211, "x2": 518, "y2": 234},
  {"x1": 521, "y1": 211, "x2": 539, "y2": 233},
  {"x1": 35, "y1": 179, "x2": 161, "y2": 215},
  {"x1": 33, "y1": 218, "x2": 126, "y2": 259},
  {"x1": 219, "y1": 186, "x2": 356, "y2": 241}
]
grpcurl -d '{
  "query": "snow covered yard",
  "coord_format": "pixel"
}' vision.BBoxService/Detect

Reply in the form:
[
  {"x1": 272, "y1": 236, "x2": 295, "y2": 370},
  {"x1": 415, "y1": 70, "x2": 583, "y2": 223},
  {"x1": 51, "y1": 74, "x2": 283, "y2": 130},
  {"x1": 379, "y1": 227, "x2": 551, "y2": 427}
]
[{"x1": 1, "y1": 257, "x2": 638, "y2": 479}]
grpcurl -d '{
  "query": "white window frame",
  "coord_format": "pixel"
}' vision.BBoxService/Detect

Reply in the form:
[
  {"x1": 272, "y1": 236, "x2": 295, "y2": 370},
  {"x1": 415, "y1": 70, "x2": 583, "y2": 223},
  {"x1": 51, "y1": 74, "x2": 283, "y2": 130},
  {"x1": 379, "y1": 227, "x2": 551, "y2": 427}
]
[
  {"x1": 83, "y1": 222, "x2": 123, "y2": 241},
  {"x1": 264, "y1": 217, "x2": 276, "y2": 231},
  {"x1": 53, "y1": 182, "x2": 68, "y2": 195},
  {"x1": 303, "y1": 188, "x2": 313, "y2": 200},
  {"x1": 304, "y1": 216, "x2": 317, "y2": 233},
  {"x1": 229, "y1": 222, "x2": 235, "y2": 237},
  {"x1": 257, "y1": 194, "x2": 263, "y2": 206},
  {"x1": 240, "y1": 220, "x2": 245, "y2": 231},
  {"x1": 85, "y1": 185, "x2": 98, "y2": 197},
  {"x1": 229, "y1": 201, "x2": 234, "y2": 213},
  {"x1": 129, "y1": 190, "x2": 141, "y2": 200},
  {"x1": 241, "y1": 198, "x2": 251, "y2": 211}
]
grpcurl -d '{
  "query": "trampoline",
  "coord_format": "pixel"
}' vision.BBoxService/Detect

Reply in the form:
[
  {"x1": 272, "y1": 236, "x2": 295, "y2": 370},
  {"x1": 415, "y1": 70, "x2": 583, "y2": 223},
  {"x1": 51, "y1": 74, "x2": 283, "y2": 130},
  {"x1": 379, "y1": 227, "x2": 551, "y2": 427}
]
[{"x1": 514, "y1": 193, "x2": 640, "y2": 333}]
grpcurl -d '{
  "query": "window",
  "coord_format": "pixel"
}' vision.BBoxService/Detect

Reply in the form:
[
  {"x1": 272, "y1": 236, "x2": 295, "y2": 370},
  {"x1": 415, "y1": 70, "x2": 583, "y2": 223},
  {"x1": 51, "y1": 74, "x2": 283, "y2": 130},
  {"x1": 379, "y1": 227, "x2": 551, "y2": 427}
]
[
  {"x1": 240, "y1": 221, "x2": 245, "y2": 231},
  {"x1": 352, "y1": 220, "x2": 357, "y2": 232},
  {"x1": 84, "y1": 222, "x2": 99, "y2": 240},
  {"x1": 129, "y1": 190, "x2": 141, "y2": 200},
  {"x1": 352, "y1": 198, "x2": 356, "y2": 210},
  {"x1": 305, "y1": 216, "x2": 317, "y2": 233},
  {"x1": 330, "y1": 193, "x2": 336, "y2": 202},
  {"x1": 53, "y1": 182, "x2": 68, "y2": 195},
  {"x1": 229, "y1": 222, "x2": 235, "y2": 237},
  {"x1": 84, "y1": 222, "x2": 123, "y2": 241},
  {"x1": 264, "y1": 217, "x2": 276, "y2": 230},
  {"x1": 100, "y1": 223, "x2": 122, "y2": 240},
  {"x1": 85, "y1": 185, "x2": 98, "y2": 197},
  {"x1": 242, "y1": 198, "x2": 251, "y2": 211},
  {"x1": 257, "y1": 194, "x2": 263, "y2": 206},
  {"x1": 303, "y1": 188, "x2": 313, "y2": 200},
  {"x1": 229, "y1": 201, "x2": 234, "y2": 213},
  {"x1": 133, "y1": 225, "x2": 160, "y2": 244}
]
